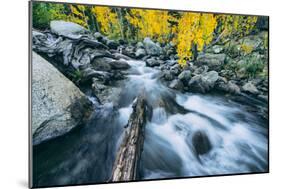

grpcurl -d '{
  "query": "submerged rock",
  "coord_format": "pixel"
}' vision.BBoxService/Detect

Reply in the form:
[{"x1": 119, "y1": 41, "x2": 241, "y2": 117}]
[
  {"x1": 32, "y1": 52, "x2": 93, "y2": 145},
  {"x1": 192, "y1": 131, "x2": 212, "y2": 155}
]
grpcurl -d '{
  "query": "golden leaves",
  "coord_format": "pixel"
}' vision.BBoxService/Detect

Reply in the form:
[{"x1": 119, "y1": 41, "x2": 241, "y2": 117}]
[{"x1": 175, "y1": 13, "x2": 217, "y2": 66}]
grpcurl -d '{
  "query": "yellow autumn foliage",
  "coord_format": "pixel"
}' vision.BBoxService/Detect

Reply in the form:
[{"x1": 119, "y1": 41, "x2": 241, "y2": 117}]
[
  {"x1": 175, "y1": 13, "x2": 217, "y2": 66},
  {"x1": 33, "y1": 2, "x2": 259, "y2": 67},
  {"x1": 91, "y1": 7, "x2": 120, "y2": 36},
  {"x1": 126, "y1": 9, "x2": 172, "y2": 42},
  {"x1": 68, "y1": 5, "x2": 88, "y2": 28}
]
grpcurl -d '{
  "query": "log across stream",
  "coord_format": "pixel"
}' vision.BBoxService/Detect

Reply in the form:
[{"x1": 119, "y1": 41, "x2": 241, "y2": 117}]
[{"x1": 33, "y1": 59, "x2": 268, "y2": 187}]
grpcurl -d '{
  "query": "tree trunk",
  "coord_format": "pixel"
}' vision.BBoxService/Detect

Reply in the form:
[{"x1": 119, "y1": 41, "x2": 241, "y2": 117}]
[{"x1": 111, "y1": 94, "x2": 149, "y2": 181}]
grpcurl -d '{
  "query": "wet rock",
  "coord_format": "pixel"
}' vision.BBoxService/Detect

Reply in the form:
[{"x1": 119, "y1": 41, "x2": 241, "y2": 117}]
[
  {"x1": 92, "y1": 57, "x2": 130, "y2": 71},
  {"x1": 170, "y1": 64, "x2": 181, "y2": 76},
  {"x1": 163, "y1": 70, "x2": 175, "y2": 81},
  {"x1": 192, "y1": 131, "x2": 212, "y2": 155},
  {"x1": 257, "y1": 94, "x2": 268, "y2": 102},
  {"x1": 112, "y1": 53, "x2": 132, "y2": 60},
  {"x1": 123, "y1": 45, "x2": 136, "y2": 58},
  {"x1": 135, "y1": 48, "x2": 146, "y2": 59},
  {"x1": 216, "y1": 80, "x2": 241, "y2": 94},
  {"x1": 178, "y1": 70, "x2": 192, "y2": 84},
  {"x1": 93, "y1": 32, "x2": 104, "y2": 41},
  {"x1": 242, "y1": 82, "x2": 260, "y2": 95},
  {"x1": 92, "y1": 82, "x2": 107, "y2": 95},
  {"x1": 146, "y1": 57, "x2": 163, "y2": 67},
  {"x1": 80, "y1": 67, "x2": 112, "y2": 83},
  {"x1": 110, "y1": 60, "x2": 131, "y2": 70},
  {"x1": 188, "y1": 71, "x2": 219, "y2": 93},
  {"x1": 143, "y1": 37, "x2": 163, "y2": 56},
  {"x1": 91, "y1": 57, "x2": 113, "y2": 71},
  {"x1": 106, "y1": 39, "x2": 119, "y2": 49},
  {"x1": 169, "y1": 79, "x2": 184, "y2": 90}
]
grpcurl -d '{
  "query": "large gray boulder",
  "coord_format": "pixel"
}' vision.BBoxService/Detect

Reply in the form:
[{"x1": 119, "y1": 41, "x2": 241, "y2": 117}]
[
  {"x1": 143, "y1": 37, "x2": 163, "y2": 56},
  {"x1": 50, "y1": 20, "x2": 88, "y2": 37},
  {"x1": 135, "y1": 48, "x2": 146, "y2": 58},
  {"x1": 178, "y1": 70, "x2": 192, "y2": 83},
  {"x1": 32, "y1": 52, "x2": 93, "y2": 145},
  {"x1": 188, "y1": 71, "x2": 219, "y2": 93},
  {"x1": 196, "y1": 53, "x2": 226, "y2": 69},
  {"x1": 169, "y1": 79, "x2": 184, "y2": 91}
]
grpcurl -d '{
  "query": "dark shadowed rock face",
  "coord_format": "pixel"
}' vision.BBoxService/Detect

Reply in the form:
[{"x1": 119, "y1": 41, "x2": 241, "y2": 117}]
[{"x1": 32, "y1": 52, "x2": 93, "y2": 145}]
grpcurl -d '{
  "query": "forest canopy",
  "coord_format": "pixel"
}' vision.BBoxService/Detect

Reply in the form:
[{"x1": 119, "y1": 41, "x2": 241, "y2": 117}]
[{"x1": 32, "y1": 2, "x2": 265, "y2": 66}]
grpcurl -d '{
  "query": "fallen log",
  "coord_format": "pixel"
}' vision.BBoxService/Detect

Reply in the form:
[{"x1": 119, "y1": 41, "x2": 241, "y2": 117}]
[{"x1": 111, "y1": 94, "x2": 149, "y2": 181}]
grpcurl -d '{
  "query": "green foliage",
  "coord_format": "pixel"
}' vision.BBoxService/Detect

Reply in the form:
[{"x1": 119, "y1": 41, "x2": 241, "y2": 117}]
[
  {"x1": 32, "y1": 2, "x2": 67, "y2": 29},
  {"x1": 70, "y1": 70, "x2": 83, "y2": 84},
  {"x1": 242, "y1": 56, "x2": 264, "y2": 78}
]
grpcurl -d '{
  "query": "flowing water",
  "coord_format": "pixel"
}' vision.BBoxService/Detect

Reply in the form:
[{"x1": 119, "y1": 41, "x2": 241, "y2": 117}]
[{"x1": 33, "y1": 60, "x2": 268, "y2": 187}]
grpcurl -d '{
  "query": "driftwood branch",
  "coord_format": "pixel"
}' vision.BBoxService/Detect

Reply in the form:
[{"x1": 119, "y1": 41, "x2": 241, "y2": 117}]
[{"x1": 111, "y1": 94, "x2": 149, "y2": 181}]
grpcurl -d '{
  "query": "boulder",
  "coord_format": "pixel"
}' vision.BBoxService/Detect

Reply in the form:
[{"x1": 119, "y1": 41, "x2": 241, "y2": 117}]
[
  {"x1": 188, "y1": 71, "x2": 219, "y2": 93},
  {"x1": 216, "y1": 79, "x2": 241, "y2": 94},
  {"x1": 196, "y1": 53, "x2": 226, "y2": 69},
  {"x1": 50, "y1": 20, "x2": 88, "y2": 37},
  {"x1": 136, "y1": 42, "x2": 144, "y2": 49},
  {"x1": 212, "y1": 45, "x2": 224, "y2": 54},
  {"x1": 91, "y1": 57, "x2": 130, "y2": 71},
  {"x1": 169, "y1": 79, "x2": 184, "y2": 90},
  {"x1": 242, "y1": 82, "x2": 260, "y2": 95},
  {"x1": 123, "y1": 45, "x2": 136, "y2": 58},
  {"x1": 143, "y1": 37, "x2": 163, "y2": 56},
  {"x1": 201, "y1": 71, "x2": 219, "y2": 88},
  {"x1": 192, "y1": 131, "x2": 212, "y2": 155},
  {"x1": 106, "y1": 39, "x2": 119, "y2": 49},
  {"x1": 162, "y1": 70, "x2": 175, "y2": 81},
  {"x1": 32, "y1": 52, "x2": 93, "y2": 145},
  {"x1": 80, "y1": 67, "x2": 112, "y2": 84},
  {"x1": 178, "y1": 70, "x2": 192, "y2": 84},
  {"x1": 146, "y1": 58, "x2": 163, "y2": 67},
  {"x1": 170, "y1": 64, "x2": 181, "y2": 76},
  {"x1": 135, "y1": 48, "x2": 146, "y2": 59},
  {"x1": 93, "y1": 32, "x2": 104, "y2": 41},
  {"x1": 111, "y1": 60, "x2": 131, "y2": 70}
]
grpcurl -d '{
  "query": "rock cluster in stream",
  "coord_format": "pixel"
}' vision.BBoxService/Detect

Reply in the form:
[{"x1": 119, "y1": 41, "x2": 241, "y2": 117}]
[{"x1": 33, "y1": 20, "x2": 268, "y2": 106}]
